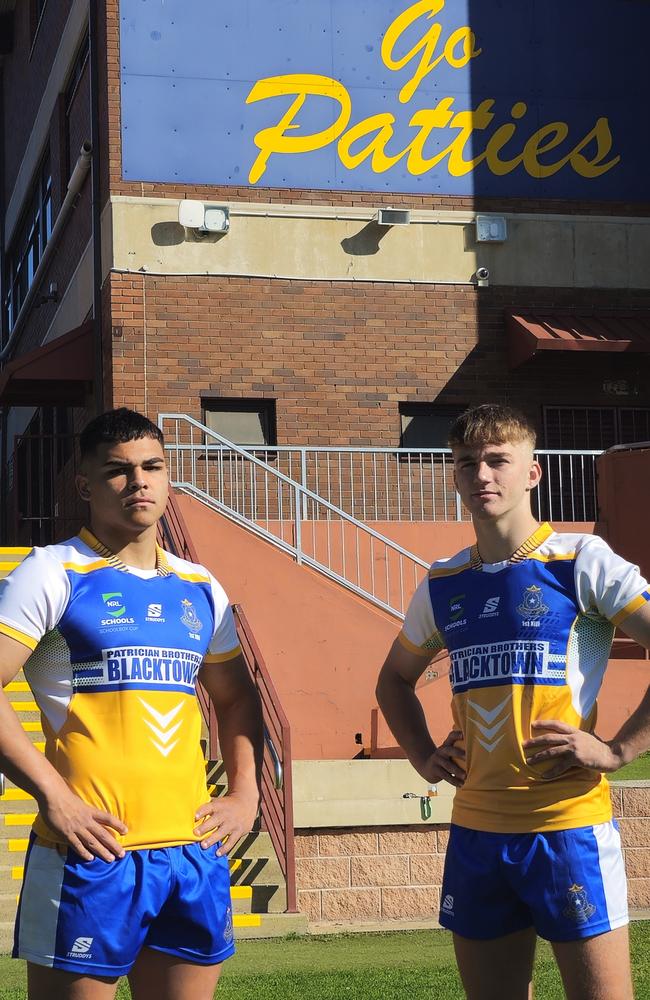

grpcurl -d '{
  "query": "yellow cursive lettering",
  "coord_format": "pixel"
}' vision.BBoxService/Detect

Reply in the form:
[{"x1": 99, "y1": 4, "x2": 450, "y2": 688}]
[
  {"x1": 569, "y1": 118, "x2": 621, "y2": 178},
  {"x1": 246, "y1": 74, "x2": 351, "y2": 184},
  {"x1": 381, "y1": 0, "x2": 481, "y2": 105},
  {"x1": 338, "y1": 113, "x2": 404, "y2": 172},
  {"x1": 522, "y1": 122, "x2": 571, "y2": 178},
  {"x1": 484, "y1": 103, "x2": 527, "y2": 176}
]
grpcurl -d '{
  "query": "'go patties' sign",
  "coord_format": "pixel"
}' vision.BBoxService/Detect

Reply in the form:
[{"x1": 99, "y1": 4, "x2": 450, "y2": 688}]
[{"x1": 120, "y1": 0, "x2": 646, "y2": 199}]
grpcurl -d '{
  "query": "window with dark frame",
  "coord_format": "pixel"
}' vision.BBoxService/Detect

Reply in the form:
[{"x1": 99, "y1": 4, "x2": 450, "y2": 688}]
[
  {"x1": 398, "y1": 403, "x2": 467, "y2": 450},
  {"x1": 543, "y1": 406, "x2": 650, "y2": 450},
  {"x1": 2, "y1": 153, "x2": 53, "y2": 337},
  {"x1": 64, "y1": 29, "x2": 90, "y2": 180},
  {"x1": 30, "y1": 0, "x2": 48, "y2": 42},
  {"x1": 201, "y1": 398, "x2": 277, "y2": 447}
]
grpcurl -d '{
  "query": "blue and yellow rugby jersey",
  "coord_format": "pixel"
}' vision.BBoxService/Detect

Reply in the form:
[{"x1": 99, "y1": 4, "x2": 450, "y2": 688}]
[
  {"x1": 399, "y1": 523, "x2": 650, "y2": 834},
  {"x1": 0, "y1": 528, "x2": 242, "y2": 850}
]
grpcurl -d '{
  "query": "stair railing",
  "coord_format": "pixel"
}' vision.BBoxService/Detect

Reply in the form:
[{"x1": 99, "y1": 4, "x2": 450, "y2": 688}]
[
  {"x1": 159, "y1": 492, "x2": 297, "y2": 911},
  {"x1": 159, "y1": 413, "x2": 429, "y2": 620}
]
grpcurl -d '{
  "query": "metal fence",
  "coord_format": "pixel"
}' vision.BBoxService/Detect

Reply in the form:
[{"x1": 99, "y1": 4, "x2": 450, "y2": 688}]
[
  {"x1": 159, "y1": 415, "x2": 601, "y2": 524},
  {"x1": 160, "y1": 414, "x2": 429, "y2": 620}
]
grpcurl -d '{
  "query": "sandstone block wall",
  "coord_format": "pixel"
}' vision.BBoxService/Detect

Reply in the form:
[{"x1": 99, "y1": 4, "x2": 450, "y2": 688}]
[{"x1": 296, "y1": 783, "x2": 650, "y2": 923}]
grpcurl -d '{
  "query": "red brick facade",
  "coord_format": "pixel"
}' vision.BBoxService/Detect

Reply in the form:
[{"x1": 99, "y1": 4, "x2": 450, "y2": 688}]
[{"x1": 110, "y1": 272, "x2": 650, "y2": 445}]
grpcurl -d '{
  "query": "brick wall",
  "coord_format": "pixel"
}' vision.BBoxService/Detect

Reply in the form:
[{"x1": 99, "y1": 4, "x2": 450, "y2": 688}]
[
  {"x1": 109, "y1": 272, "x2": 650, "y2": 445},
  {"x1": 295, "y1": 782, "x2": 650, "y2": 924}
]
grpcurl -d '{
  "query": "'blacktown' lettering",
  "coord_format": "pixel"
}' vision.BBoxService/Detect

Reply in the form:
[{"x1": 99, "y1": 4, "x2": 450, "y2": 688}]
[{"x1": 449, "y1": 640, "x2": 561, "y2": 690}]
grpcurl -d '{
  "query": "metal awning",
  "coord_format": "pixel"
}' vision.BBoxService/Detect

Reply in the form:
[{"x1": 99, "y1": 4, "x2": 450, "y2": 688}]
[
  {"x1": 506, "y1": 312, "x2": 650, "y2": 369},
  {"x1": 0, "y1": 322, "x2": 93, "y2": 407}
]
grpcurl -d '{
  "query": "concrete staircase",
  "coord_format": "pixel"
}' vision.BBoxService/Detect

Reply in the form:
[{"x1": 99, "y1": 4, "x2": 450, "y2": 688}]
[{"x1": 0, "y1": 549, "x2": 305, "y2": 952}]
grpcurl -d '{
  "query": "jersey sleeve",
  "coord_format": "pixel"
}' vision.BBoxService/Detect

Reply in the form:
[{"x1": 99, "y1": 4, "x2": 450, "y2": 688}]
[
  {"x1": 0, "y1": 548, "x2": 70, "y2": 651},
  {"x1": 397, "y1": 574, "x2": 445, "y2": 657},
  {"x1": 574, "y1": 536, "x2": 650, "y2": 625},
  {"x1": 203, "y1": 573, "x2": 243, "y2": 664}
]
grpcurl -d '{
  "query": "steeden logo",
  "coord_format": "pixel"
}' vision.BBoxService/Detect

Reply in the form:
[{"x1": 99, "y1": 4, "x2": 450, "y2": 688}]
[
  {"x1": 69, "y1": 936, "x2": 93, "y2": 957},
  {"x1": 480, "y1": 596, "x2": 500, "y2": 618},
  {"x1": 441, "y1": 894, "x2": 454, "y2": 912}
]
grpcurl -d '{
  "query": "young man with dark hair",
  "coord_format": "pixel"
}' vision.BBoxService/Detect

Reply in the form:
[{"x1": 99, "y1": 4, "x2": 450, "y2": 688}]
[
  {"x1": 377, "y1": 403, "x2": 650, "y2": 1000},
  {"x1": 0, "y1": 408, "x2": 263, "y2": 999}
]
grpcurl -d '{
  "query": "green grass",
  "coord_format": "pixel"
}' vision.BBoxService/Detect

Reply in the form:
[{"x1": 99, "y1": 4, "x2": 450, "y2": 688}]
[
  {"x1": 1, "y1": 923, "x2": 650, "y2": 999},
  {"x1": 611, "y1": 752, "x2": 650, "y2": 781}
]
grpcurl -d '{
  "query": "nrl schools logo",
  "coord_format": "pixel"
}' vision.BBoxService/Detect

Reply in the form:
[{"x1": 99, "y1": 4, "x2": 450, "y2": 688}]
[{"x1": 100, "y1": 593, "x2": 135, "y2": 626}]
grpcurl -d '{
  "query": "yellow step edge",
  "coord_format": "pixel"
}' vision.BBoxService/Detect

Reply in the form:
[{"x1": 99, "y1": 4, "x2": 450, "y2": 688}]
[
  {"x1": 0, "y1": 563, "x2": 19, "y2": 572},
  {"x1": 8, "y1": 839, "x2": 28, "y2": 852},
  {"x1": 4, "y1": 814, "x2": 36, "y2": 827},
  {"x1": 11, "y1": 867, "x2": 23, "y2": 880},
  {"x1": 230, "y1": 886, "x2": 252, "y2": 900},
  {"x1": 233, "y1": 914, "x2": 261, "y2": 928},
  {"x1": 6, "y1": 682, "x2": 29, "y2": 693},
  {"x1": 11, "y1": 703, "x2": 38, "y2": 713},
  {"x1": 2, "y1": 789, "x2": 34, "y2": 802},
  {"x1": 21, "y1": 722, "x2": 42, "y2": 733},
  {"x1": 34, "y1": 743, "x2": 44, "y2": 752},
  {"x1": 0, "y1": 548, "x2": 31, "y2": 554}
]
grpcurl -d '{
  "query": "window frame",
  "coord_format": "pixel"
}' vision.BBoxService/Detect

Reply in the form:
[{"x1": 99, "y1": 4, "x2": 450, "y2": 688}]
[
  {"x1": 2, "y1": 152, "x2": 53, "y2": 337},
  {"x1": 200, "y1": 396, "x2": 278, "y2": 449},
  {"x1": 398, "y1": 402, "x2": 467, "y2": 452}
]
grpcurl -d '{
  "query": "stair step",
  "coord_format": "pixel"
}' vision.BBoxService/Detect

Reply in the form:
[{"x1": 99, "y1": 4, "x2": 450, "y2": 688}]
[
  {"x1": 5, "y1": 839, "x2": 28, "y2": 854},
  {"x1": 0, "y1": 921, "x2": 15, "y2": 953},
  {"x1": 0, "y1": 893, "x2": 20, "y2": 922},
  {"x1": 5, "y1": 682, "x2": 29, "y2": 693},
  {"x1": 2, "y1": 789, "x2": 34, "y2": 803},
  {"x1": 10, "y1": 702, "x2": 38, "y2": 713},
  {"x1": 230, "y1": 831, "x2": 274, "y2": 861},
  {"x1": 3, "y1": 815, "x2": 36, "y2": 827},
  {"x1": 234, "y1": 912, "x2": 308, "y2": 940},
  {"x1": 230, "y1": 855, "x2": 284, "y2": 886},
  {"x1": 20, "y1": 723, "x2": 42, "y2": 733}
]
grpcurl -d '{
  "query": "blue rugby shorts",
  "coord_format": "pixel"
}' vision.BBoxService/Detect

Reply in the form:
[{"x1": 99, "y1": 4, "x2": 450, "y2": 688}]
[
  {"x1": 13, "y1": 836, "x2": 235, "y2": 975},
  {"x1": 439, "y1": 820, "x2": 628, "y2": 942}
]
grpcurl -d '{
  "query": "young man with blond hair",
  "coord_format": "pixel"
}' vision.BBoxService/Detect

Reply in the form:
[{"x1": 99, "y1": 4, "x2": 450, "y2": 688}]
[
  {"x1": 0, "y1": 408, "x2": 263, "y2": 1000},
  {"x1": 377, "y1": 403, "x2": 650, "y2": 1000}
]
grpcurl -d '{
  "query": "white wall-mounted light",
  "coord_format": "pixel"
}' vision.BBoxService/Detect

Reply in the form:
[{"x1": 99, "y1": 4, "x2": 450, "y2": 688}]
[
  {"x1": 179, "y1": 199, "x2": 230, "y2": 235},
  {"x1": 476, "y1": 215, "x2": 507, "y2": 243},
  {"x1": 376, "y1": 207, "x2": 411, "y2": 227}
]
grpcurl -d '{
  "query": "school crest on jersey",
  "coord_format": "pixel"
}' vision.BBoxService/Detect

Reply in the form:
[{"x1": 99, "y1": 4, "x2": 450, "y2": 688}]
[
  {"x1": 223, "y1": 905, "x2": 234, "y2": 944},
  {"x1": 517, "y1": 585, "x2": 549, "y2": 619},
  {"x1": 180, "y1": 598, "x2": 203, "y2": 633},
  {"x1": 562, "y1": 884, "x2": 596, "y2": 924}
]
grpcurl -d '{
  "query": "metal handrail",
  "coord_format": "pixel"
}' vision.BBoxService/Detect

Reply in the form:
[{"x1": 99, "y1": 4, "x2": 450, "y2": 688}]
[
  {"x1": 234, "y1": 603, "x2": 297, "y2": 913},
  {"x1": 159, "y1": 493, "x2": 298, "y2": 912},
  {"x1": 159, "y1": 416, "x2": 602, "y2": 525},
  {"x1": 264, "y1": 727, "x2": 283, "y2": 791},
  {"x1": 160, "y1": 414, "x2": 430, "y2": 620}
]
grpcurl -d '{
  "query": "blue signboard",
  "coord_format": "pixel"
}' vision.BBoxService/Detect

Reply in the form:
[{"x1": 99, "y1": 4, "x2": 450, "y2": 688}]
[{"x1": 120, "y1": 1, "x2": 649, "y2": 199}]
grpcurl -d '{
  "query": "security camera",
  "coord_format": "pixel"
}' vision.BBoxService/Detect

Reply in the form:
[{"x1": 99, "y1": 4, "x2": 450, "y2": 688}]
[{"x1": 475, "y1": 266, "x2": 490, "y2": 287}]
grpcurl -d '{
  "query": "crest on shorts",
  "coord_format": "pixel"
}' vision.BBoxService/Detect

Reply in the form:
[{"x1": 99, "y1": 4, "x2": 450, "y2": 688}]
[
  {"x1": 517, "y1": 585, "x2": 549, "y2": 619},
  {"x1": 223, "y1": 905, "x2": 234, "y2": 944},
  {"x1": 562, "y1": 884, "x2": 596, "y2": 924},
  {"x1": 180, "y1": 598, "x2": 203, "y2": 633}
]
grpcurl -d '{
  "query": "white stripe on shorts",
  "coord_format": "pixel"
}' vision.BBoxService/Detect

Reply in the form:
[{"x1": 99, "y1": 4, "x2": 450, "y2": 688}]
[
  {"x1": 593, "y1": 820, "x2": 628, "y2": 932},
  {"x1": 17, "y1": 842, "x2": 65, "y2": 966}
]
